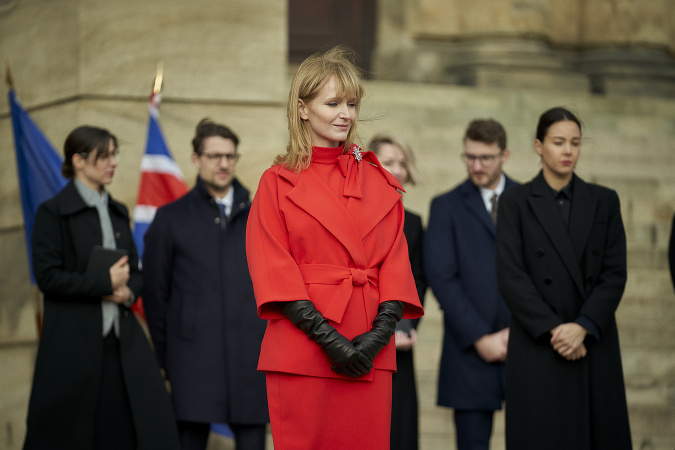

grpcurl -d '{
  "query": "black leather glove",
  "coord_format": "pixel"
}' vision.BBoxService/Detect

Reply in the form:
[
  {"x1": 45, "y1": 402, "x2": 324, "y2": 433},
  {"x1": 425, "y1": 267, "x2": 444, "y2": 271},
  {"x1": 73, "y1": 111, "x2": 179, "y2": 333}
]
[
  {"x1": 282, "y1": 300, "x2": 373, "y2": 377},
  {"x1": 351, "y1": 301, "x2": 404, "y2": 362}
]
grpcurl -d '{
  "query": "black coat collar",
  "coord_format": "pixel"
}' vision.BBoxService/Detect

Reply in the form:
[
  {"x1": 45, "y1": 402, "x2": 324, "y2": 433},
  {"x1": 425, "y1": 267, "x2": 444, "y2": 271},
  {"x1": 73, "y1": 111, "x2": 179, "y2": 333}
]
[{"x1": 56, "y1": 180, "x2": 128, "y2": 219}]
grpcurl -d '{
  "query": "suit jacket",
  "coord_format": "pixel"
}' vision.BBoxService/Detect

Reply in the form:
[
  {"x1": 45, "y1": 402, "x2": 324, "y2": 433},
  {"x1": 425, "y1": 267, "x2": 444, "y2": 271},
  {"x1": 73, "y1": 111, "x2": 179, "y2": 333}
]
[
  {"x1": 496, "y1": 171, "x2": 631, "y2": 450},
  {"x1": 424, "y1": 176, "x2": 517, "y2": 410},
  {"x1": 246, "y1": 147, "x2": 424, "y2": 380},
  {"x1": 25, "y1": 181, "x2": 178, "y2": 450},
  {"x1": 143, "y1": 177, "x2": 268, "y2": 424}
]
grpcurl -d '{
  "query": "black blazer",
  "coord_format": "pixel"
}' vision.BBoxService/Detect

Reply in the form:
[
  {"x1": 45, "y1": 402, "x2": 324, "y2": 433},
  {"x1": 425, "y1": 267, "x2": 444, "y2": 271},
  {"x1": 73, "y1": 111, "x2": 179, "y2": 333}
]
[
  {"x1": 25, "y1": 181, "x2": 179, "y2": 450},
  {"x1": 496, "y1": 171, "x2": 631, "y2": 450}
]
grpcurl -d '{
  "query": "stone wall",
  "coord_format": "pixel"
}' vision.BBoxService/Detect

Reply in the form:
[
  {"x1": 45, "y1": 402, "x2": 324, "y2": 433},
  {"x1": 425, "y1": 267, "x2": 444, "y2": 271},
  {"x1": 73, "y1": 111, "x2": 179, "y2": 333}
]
[
  {"x1": 0, "y1": 1, "x2": 287, "y2": 448},
  {"x1": 374, "y1": 0, "x2": 675, "y2": 96}
]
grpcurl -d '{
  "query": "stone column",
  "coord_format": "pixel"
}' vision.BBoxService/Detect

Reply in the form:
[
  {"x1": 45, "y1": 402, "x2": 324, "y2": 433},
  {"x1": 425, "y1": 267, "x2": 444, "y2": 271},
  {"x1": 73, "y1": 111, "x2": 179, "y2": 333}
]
[
  {"x1": 373, "y1": 0, "x2": 589, "y2": 91},
  {"x1": 575, "y1": 0, "x2": 675, "y2": 96}
]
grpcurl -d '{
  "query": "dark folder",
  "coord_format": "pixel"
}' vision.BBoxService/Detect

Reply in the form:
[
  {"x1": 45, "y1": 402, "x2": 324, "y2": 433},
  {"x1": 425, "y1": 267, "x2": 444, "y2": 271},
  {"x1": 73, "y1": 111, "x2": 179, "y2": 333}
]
[{"x1": 86, "y1": 245, "x2": 127, "y2": 274}]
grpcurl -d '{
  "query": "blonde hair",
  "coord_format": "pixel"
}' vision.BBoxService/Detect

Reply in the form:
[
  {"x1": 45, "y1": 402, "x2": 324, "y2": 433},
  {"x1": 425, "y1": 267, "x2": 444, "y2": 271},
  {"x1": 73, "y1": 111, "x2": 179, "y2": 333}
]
[
  {"x1": 367, "y1": 133, "x2": 421, "y2": 186},
  {"x1": 275, "y1": 46, "x2": 365, "y2": 171}
]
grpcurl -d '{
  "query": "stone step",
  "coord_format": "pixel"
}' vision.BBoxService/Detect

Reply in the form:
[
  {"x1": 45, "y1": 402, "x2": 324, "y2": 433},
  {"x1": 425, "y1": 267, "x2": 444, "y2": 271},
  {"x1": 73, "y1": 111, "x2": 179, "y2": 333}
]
[
  {"x1": 618, "y1": 293, "x2": 675, "y2": 321},
  {"x1": 624, "y1": 269, "x2": 673, "y2": 299},
  {"x1": 626, "y1": 246, "x2": 668, "y2": 270},
  {"x1": 625, "y1": 405, "x2": 675, "y2": 449}
]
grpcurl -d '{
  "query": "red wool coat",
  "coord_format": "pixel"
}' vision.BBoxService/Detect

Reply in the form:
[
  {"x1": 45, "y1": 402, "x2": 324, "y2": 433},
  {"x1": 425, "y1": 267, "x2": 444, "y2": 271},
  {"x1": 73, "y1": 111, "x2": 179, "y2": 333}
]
[{"x1": 246, "y1": 146, "x2": 424, "y2": 380}]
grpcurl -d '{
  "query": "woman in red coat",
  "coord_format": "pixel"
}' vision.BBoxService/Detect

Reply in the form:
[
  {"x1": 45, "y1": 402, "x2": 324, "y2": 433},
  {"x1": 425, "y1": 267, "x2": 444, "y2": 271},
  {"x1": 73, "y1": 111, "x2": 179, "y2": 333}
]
[{"x1": 246, "y1": 46, "x2": 424, "y2": 449}]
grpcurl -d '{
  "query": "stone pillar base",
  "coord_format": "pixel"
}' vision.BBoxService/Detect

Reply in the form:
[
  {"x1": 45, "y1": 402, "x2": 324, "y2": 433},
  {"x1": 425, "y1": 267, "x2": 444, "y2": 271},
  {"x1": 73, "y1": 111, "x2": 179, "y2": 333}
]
[
  {"x1": 373, "y1": 37, "x2": 589, "y2": 92},
  {"x1": 576, "y1": 48, "x2": 675, "y2": 97}
]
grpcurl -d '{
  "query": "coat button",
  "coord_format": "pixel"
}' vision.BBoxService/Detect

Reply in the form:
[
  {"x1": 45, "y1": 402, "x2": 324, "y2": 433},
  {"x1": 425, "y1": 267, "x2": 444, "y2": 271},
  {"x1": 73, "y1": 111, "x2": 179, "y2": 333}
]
[
  {"x1": 592, "y1": 248, "x2": 600, "y2": 256},
  {"x1": 124, "y1": 310, "x2": 129, "y2": 317},
  {"x1": 215, "y1": 217, "x2": 221, "y2": 224},
  {"x1": 115, "y1": 232, "x2": 121, "y2": 239},
  {"x1": 544, "y1": 276, "x2": 553, "y2": 285},
  {"x1": 536, "y1": 248, "x2": 545, "y2": 257},
  {"x1": 585, "y1": 275, "x2": 594, "y2": 284}
]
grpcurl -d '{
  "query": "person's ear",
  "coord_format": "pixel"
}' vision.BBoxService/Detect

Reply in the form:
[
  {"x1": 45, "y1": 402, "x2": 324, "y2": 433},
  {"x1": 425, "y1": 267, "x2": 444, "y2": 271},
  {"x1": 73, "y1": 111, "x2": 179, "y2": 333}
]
[
  {"x1": 191, "y1": 152, "x2": 200, "y2": 169},
  {"x1": 534, "y1": 139, "x2": 543, "y2": 156},
  {"x1": 72, "y1": 153, "x2": 86, "y2": 171},
  {"x1": 298, "y1": 99, "x2": 308, "y2": 120},
  {"x1": 501, "y1": 148, "x2": 511, "y2": 162}
]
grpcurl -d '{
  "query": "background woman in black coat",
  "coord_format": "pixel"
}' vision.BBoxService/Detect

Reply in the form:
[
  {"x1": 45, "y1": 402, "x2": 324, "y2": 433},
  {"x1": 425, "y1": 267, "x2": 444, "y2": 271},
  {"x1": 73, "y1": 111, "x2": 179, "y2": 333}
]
[
  {"x1": 369, "y1": 133, "x2": 427, "y2": 450},
  {"x1": 495, "y1": 107, "x2": 632, "y2": 450},
  {"x1": 24, "y1": 126, "x2": 179, "y2": 450}
]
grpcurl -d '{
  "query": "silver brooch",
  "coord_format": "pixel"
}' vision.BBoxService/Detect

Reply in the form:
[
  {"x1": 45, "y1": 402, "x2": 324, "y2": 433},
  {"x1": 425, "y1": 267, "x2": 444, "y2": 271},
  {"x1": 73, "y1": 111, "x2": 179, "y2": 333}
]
[{"x1": 352, "y1": 145, "x2": 363, "y2": 162}]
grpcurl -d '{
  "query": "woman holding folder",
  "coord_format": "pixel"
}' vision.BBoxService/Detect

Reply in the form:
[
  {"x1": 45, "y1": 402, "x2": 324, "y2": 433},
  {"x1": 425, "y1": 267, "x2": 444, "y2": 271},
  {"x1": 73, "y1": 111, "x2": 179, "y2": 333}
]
[{"x1": 23, "y1": 125, "x2": 179, "y2": 450}]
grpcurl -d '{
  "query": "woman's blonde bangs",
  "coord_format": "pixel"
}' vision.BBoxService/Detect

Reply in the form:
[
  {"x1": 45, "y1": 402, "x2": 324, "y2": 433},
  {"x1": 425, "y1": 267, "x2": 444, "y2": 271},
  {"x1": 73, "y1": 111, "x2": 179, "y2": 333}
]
[{"x1": 276, "y1": 46, "x2": 365, "y2": 171}]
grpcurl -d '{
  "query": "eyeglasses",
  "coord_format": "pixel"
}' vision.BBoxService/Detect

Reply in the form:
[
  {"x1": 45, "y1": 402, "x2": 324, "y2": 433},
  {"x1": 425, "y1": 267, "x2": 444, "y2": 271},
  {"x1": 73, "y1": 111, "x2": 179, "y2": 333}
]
[
  {"x1": 461, "y1": 151, "x2": 503, "y2": 166},
  {"x1": 201, "y1": 152, "x2": 240, "y2": 164},
  {"x1": 80, "y1": 149, "x2": 120, "y2": 163}
]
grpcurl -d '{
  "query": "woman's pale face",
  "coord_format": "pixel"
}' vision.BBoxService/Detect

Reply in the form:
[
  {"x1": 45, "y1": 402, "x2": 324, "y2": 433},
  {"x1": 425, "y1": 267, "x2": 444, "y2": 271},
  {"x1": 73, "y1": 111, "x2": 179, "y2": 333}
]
[
  {"x1": 535, "y1": 120, "x2": 581, "y2": 184},
  {"x1": 377, "y1": 143, "x2": 409, "y2": 185},
  {"x1": 298, "y1": 75, "x2": 356, "y2": 148},
  {"x1": 75, "y1": 138, "x2": 118, "y2": 191}
]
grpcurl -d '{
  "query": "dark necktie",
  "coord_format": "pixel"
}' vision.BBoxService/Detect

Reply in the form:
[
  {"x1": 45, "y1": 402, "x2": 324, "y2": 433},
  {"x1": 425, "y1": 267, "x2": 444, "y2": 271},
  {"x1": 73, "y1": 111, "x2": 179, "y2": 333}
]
[{"x1": 490, "y1": 193, "x2": 498, "y2": 226}]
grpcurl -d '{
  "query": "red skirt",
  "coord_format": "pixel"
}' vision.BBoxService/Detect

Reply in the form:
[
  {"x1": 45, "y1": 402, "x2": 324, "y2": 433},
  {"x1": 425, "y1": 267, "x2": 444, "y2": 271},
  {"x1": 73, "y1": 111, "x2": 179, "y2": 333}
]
[{"x1": 266, "y1": 370, "x2": 393, "y2": 450}]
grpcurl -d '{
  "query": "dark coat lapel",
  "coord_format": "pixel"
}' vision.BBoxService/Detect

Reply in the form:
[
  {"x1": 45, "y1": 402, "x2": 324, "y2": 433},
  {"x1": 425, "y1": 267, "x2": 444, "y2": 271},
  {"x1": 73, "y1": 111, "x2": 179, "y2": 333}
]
[
  {"x1": 528, "y1": 172, "x2": 585, "y2": 294},
  {"x1": 568, "y1": 174, "x2": 596, "y2": 264},
  {"x1": 459, "y1": 179, "x2": 495, "y2": 236},
  {"x1": 280, "y1": 167, "x2": 368, "y2": 267}
]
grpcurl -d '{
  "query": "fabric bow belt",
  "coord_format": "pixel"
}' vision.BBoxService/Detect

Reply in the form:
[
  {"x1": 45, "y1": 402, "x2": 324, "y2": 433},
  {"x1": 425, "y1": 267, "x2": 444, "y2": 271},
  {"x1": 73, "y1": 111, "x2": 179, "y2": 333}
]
[{"x1": 298, "y1": 264, "x2": 379, "y2": 324}]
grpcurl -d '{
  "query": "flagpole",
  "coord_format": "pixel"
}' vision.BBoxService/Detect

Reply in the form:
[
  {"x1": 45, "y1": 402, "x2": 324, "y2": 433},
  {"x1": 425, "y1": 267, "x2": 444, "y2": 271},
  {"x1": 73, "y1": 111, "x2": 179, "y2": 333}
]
[
  {"x1": 153, "y1": 61, "x2": 164, "y2": 95},
  {"x1": 5, "y1": 63, "x2": 14, "y2": 89}
]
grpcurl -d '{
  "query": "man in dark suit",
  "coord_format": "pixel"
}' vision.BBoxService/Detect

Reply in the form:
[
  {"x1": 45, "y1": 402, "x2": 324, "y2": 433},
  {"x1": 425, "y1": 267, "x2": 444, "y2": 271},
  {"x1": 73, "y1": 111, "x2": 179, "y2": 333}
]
[
  {"x1": 143, "y1": 119, "x2": 268, "y2": 450},
  {"x1": 424, "y1": 119, "x2": 517, "y2": 450}
]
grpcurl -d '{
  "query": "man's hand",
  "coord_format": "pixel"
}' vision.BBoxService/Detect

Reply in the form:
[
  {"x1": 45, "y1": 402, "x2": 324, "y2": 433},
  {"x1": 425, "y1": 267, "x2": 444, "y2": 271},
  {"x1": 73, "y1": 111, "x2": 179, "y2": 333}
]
[{"x1": 474, "y1": 327, "x2": 509, "y2": 363}]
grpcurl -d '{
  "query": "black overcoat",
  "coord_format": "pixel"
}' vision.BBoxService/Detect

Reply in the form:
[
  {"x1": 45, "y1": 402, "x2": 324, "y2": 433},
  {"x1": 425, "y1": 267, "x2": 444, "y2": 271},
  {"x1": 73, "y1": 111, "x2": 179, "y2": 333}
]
[
  {"x1": 142, "y1": 177, "x2": 268, "y2": 424},
  {"x1": 24, "y1": 181, "x2": 179, "y2": 450},
  {"x1": 495, "y1": 171, "x2": 632, "y2": 450}
]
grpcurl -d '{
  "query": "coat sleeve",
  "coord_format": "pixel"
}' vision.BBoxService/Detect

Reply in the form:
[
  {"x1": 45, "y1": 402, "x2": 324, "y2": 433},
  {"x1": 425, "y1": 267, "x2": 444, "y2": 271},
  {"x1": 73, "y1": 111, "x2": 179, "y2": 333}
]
[
  {"x1": 495, "y1": 188, "x2": 562, "y2": 340},
  {"x1": 141, "y1": 206, "x2": 174, "y2": 368},
  {"x1": 424, "y1": 196, "x2": 493, "y2": 347},
  {"x1": 32, "y1": 201, "x2": 112, "y2": 299},
  {"x1": 577, "y1": 190, "x2": 627, "y2": 333},
  {"x1": 378, "y1": 201, "x2": 424, "y2": 319},
  {"x1": 246, "y1": 168, "x2": 310, "y2": 319}
]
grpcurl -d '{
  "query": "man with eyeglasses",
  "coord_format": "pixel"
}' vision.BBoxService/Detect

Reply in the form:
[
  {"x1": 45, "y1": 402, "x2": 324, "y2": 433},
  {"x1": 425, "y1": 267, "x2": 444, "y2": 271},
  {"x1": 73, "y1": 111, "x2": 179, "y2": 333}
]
[
  {"x1": 143, "y1": 118, "x2": 269, "y2": 450},
  {"x1": 424, "y1": 119, "x2": 518, "y2": 450}
]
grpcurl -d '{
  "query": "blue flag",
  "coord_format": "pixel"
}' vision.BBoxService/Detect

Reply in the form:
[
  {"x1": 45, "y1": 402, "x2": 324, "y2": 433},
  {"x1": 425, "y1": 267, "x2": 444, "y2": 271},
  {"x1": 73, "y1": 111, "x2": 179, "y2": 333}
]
[{"x1": 9, "y1": 89, "x2": 67, "y2": 284}]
